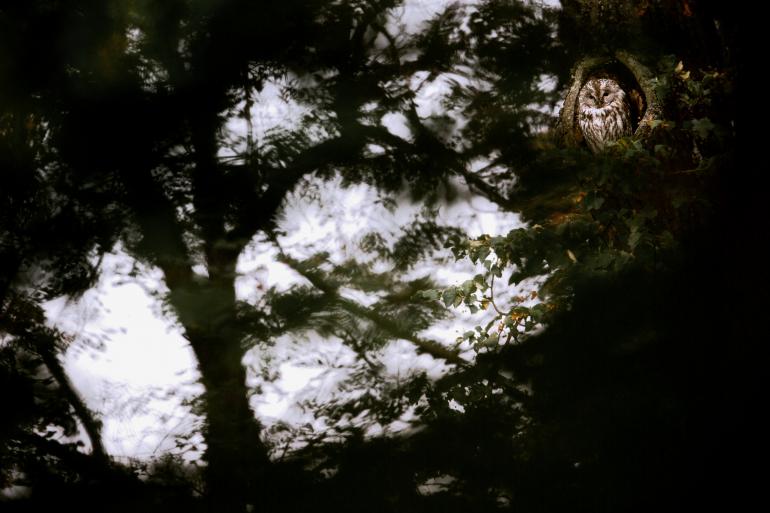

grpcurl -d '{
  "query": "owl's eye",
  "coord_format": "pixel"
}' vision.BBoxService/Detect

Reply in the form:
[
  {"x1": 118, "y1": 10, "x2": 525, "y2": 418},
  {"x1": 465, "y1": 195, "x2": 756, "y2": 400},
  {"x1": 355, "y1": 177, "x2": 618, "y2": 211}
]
[{"x1": 602, "y1": 92, "x2": 608, "y2": 97}]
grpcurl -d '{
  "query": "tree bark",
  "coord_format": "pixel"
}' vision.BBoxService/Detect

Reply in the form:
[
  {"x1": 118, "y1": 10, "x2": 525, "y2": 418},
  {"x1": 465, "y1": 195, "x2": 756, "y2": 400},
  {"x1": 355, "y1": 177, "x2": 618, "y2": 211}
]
[
  {"x1": 162, "y1": 256, "x2": 270, "y2": 512},
  {"x1": 123, "y1": 161, "x2": 270, "y2": 511},
  {"x1": 39, "y1": 345, "x2": 109, "y2": 464}
]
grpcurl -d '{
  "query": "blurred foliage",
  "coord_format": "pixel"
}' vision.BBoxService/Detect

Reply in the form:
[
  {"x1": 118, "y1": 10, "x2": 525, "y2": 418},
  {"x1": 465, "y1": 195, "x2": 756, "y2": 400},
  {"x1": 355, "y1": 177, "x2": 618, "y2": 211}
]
[{"x1": 1, "y1": 0, "x2": 746, "y2": 512}]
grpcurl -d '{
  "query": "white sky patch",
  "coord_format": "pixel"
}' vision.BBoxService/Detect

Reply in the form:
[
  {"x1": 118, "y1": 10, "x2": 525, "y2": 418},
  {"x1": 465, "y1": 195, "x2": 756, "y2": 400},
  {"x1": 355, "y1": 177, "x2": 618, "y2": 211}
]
[
  {"x1": 447, "y1": 398, "x2": 465, "y2": 413},
  {"x1": 275, "y1": 176, "x2": 420, "y2": 264},
  {"x1": 278, "y1": 180, "x2": 370, "y2": 250},
  {"x1": 44, "y1": 251, "x2": 202, "y2": 459},
  {"x1": 436, "y1": 176, "x2": 523, "y2": 239},
  {"x1": 393, "y1": 0, "x2": 460, "y2": 34},
  {"x1": 381, "y1": 112, "x2": 413, "y2": 141},
  {"x1": 45, "y1": 253, "x2": 193, "y2": 387},
  {"x1": 379, "y1": 339, "x2": 452, "y2": 380},
  {"x1": 412, "y1": 72, "x2": 471, "y2": 118},
  {"x1": 220, "y1": 80, "x2": 308, "y2": 160},
  {"x1": 249, "y1": 334, "x2": 359, "y2": 430},
  {"x1": 253, "y1": 360, "x2": 328, "y2": 420},
  {"x1": 418, "y1": 474, "x2": 456, "y2": 495},
  {"x1": 537, "y1": 73, "x2": 558, "y2": 93},
  {"x1": 235, "y1": 238, "x2": 309, "y2": 304},
  {"x1": 338, "y1": 286, "x2": 382, "y2": 308}
]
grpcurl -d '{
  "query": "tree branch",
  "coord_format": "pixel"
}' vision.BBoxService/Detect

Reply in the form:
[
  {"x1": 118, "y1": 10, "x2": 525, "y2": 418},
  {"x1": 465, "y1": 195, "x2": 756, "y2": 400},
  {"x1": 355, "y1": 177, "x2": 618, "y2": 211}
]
[
  {"x1": 15, "y1": 432, "x2": 116, "y2": 478},
  {"x1": 38, "y1": 340, "x2": 109, "y2": 463},
  {"x1": 121, "y1": 166, "x2": 196, "y2": 290},
  {"x1": 278, "y1": 253, "x2": 466, "y2": 366},
  {"x1": 1, "y1": 295, "x2": 109, "y2": 462},
  {"x1": 226, "y1": 135, "x2": 365, "y2": 247}
]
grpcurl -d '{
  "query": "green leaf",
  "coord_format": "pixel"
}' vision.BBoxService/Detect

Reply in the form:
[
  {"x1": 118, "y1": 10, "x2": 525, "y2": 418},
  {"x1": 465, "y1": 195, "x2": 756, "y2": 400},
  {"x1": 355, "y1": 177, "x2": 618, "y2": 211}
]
[
  {"x1": 415, "y1": 289, "x2": 441, "y2": 301},
  {"x1": 583, "y1": 190, "x2": 605, "y2": 211},
  {"x1": 628, "y1": 228, "x2": 642, "y2": 250},
  {"x1": 530, "y1": 303, "x2": 548, "y2": 322},
  {"x1": 442, "y1": 288, "x2": 456, "y2": 307},
  {"x1": 482, "y1": 332, "x2": 499, "y2": 347},
  {"x1": 690, "y1": 118, "x2": 715, "y2": 139}
]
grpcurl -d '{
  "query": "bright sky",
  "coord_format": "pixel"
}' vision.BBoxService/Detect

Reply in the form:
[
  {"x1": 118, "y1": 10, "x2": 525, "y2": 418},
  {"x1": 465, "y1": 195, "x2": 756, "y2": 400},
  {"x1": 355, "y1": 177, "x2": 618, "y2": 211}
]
[
  {"x1": 45, "y1": 176, "x2": 523, "y2": 460},
  {"x1": 43, "y1": 0, "x2": 560, "y2": 462}
]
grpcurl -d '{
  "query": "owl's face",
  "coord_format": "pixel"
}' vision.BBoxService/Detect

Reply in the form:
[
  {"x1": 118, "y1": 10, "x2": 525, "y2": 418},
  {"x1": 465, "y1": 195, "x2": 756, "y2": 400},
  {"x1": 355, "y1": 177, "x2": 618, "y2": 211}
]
[{"x1": 578, "y1": 78, "x2": 626, "y2": 114}]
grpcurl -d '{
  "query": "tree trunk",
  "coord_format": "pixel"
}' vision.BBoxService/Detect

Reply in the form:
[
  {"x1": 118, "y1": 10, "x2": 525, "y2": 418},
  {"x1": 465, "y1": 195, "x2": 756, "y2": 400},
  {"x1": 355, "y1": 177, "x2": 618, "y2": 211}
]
[
  {"x1": 169, "y1": 267, "x2": 270, "y2": 512},
  {"x1": 191, "y1": 328, "x2": 268, "y2": 512},
  {"x1": 556, "y1": 0, "x2": 733, "y2": 149}
]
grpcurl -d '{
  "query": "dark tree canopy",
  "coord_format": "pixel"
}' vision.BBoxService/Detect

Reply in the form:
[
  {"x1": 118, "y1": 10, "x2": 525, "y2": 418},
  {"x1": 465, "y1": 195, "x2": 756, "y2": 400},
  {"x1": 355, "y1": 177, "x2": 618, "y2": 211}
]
[{"x1": 1, "y1": 1, "x2": 751, "y2": 512}]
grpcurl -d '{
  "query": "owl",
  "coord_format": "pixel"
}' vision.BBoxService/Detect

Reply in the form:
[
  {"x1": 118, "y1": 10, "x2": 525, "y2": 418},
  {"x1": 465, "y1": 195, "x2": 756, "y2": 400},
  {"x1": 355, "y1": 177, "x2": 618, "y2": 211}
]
[{"x1": 577, "y1": 77, "x2": 632, "y2": 153}]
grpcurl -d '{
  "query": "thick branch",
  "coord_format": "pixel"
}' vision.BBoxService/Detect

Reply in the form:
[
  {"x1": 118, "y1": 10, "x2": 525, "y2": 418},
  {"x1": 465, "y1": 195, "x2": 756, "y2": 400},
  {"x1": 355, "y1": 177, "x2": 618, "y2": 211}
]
[
  {"x1": 190, "y1": 110, "x2": 239, "y2": 281},
  {"x1": 226, "y1": 135, "x2": 365, "y2": 246},
  {"x1": 16, "y1": 432, "x2": 116, "y2": 478},
  {"x1": 38, "y1": 341, "x2": 108, "y2": 463},
  {"x1": 361, "y1": 123, "x2": 520, "y2": 211},
  {"x1": 122, "y1": 166, "x2": 195, "y2": 289}
]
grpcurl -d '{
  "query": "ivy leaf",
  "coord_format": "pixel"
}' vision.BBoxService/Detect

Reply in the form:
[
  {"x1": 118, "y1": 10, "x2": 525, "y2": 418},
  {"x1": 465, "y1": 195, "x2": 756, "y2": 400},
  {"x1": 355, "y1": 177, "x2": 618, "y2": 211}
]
[
  {"x1": 628, "y1": 228, "x2": 642, "y2": 250},
  {"x1": 482, "y1": 332, "x2": 499, "y2": 347},
  {"x1": 530, "y1": 303, "x2": 548, "y2": 322},
  {"x1": 675, "y1": 60, "x2": 690, "y2": 80},
  {"x1": 583, "y1": 190, "x2": 605, "y2": 211},
  {"x1": 591, "y1": 251, "x2": 616, "y2": 271},
  {"x1": 690, "y1": 118, "x2": 715, "y2": 140},
  {"x1": 415, "y1": 289, "x2": 441, "y2": 301},
  {"x1": 442, "y1": 288, "x2": 456, "y2": 307}
]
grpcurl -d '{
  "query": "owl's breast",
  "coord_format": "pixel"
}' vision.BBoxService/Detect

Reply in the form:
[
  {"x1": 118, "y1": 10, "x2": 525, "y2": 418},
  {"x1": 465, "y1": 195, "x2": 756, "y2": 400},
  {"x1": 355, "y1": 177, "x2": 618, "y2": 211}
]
[{"x1": 580, "y1": 106, "x2": 612, "y2": 119}]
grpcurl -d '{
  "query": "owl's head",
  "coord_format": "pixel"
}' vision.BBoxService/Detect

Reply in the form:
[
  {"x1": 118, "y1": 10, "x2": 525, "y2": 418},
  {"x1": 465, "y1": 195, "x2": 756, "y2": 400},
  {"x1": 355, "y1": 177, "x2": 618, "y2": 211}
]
[{"x1": 578, "y1": 78, "x2": 626, "y2": 112}]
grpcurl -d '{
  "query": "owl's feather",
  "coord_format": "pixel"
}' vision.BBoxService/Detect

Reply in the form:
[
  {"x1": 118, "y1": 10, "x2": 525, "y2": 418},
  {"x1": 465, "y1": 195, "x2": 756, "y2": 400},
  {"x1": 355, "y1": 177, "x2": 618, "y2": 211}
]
[{"x1": 578, "y1": 78, "x2": 632, "y2": 153}]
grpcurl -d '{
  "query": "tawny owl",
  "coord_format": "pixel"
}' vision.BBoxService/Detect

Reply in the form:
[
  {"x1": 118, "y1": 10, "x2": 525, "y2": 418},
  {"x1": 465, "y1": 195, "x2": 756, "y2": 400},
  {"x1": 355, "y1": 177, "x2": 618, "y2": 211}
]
[{"x1": 578, "y1": 78, "x2": 632, "y2": 153}]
